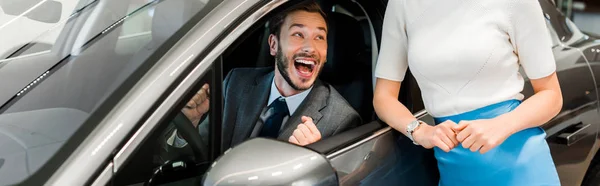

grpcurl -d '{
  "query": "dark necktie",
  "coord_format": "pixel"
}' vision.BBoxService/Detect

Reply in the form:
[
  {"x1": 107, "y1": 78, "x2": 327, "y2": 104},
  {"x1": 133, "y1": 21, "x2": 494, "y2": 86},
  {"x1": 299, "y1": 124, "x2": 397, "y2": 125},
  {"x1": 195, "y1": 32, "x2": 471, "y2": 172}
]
[{"x1": 259, "y1": 97, "x2": 289, "y2": 138}]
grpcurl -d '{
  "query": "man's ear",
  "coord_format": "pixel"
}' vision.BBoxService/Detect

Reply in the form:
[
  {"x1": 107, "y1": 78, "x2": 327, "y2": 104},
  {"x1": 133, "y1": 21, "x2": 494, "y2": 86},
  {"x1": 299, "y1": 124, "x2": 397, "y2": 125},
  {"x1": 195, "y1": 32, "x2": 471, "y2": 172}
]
[{"x1": 268, "y1": 34, "x2": 278, "y2": 56}]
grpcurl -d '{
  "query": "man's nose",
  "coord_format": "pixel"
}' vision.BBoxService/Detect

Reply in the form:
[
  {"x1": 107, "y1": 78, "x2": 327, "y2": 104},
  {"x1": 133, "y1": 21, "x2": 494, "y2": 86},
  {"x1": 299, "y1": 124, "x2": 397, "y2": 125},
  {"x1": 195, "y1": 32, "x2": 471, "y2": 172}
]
[{"x1": 301, "y1": 39, "x2": 316, "y2": 54}]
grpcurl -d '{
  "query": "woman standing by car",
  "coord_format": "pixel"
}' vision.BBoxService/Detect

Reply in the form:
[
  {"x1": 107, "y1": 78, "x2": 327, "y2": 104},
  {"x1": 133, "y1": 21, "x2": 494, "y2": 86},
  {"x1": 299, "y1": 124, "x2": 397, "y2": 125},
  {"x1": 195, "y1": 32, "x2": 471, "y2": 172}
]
[{"x1": 373, "y1": 0, "x2": 563, "y2": 185}]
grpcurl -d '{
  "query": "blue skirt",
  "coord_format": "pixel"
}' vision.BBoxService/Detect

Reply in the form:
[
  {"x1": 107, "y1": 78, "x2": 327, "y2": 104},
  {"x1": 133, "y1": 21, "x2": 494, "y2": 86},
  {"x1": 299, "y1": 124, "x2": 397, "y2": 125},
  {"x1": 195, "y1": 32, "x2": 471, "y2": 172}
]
[{"x1": 432, "y1": 100, "x2": 560, "y2": 186}]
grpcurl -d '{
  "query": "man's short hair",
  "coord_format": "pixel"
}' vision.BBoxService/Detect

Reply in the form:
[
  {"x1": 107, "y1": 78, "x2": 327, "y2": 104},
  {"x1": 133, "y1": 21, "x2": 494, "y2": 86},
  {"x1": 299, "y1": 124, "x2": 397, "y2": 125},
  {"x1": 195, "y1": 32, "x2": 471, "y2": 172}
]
[{"x1": 268, "y1": 1, "x2": 327, "y2": 38}]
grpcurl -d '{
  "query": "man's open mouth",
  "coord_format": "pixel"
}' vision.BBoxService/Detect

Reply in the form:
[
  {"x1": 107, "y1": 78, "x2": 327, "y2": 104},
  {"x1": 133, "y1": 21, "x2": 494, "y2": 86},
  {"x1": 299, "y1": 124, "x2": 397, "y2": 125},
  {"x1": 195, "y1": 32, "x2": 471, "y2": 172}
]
[{"x1": 294, "y1": 58, "x2": 316, "y2": 78}]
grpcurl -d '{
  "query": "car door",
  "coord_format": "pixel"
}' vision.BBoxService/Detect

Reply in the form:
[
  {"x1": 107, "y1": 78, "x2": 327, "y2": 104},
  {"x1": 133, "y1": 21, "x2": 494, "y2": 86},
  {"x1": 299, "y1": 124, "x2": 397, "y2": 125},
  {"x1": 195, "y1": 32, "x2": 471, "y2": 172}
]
[
  {"x1": 187, "y1": 0, "x2": 437, "y2": 184},
  {"x1": 84, "y1": 1, "x2": 288, "y2": 185},
  {"x1": 534, "y1": 1, "x2": 600, "y2": 185}
]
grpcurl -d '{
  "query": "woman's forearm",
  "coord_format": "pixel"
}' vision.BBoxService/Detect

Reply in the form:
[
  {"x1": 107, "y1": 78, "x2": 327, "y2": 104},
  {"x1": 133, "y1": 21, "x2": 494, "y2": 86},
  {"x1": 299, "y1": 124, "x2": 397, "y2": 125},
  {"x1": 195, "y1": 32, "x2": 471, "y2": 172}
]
[
  {"x1": 373, "y1": 93, "x2": 417, "y2": 137},
  {"x1": 499, "y1": 88, "x2": 563, "y2": 134}
]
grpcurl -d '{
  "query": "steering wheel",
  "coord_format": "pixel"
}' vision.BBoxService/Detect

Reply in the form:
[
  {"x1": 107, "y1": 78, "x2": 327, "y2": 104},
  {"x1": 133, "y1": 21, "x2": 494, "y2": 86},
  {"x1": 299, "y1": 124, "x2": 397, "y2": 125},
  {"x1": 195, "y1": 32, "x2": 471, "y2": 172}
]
[{"x1": 171, "y1": 111, "x2": 209, "y2": 162}]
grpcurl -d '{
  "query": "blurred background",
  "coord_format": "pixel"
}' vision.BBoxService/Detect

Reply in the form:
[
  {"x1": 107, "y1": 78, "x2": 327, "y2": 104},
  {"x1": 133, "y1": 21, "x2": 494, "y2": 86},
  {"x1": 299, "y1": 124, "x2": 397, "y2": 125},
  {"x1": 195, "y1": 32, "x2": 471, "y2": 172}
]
[{"x1": 558, "y1": 0, "x2": 600, "y2": 37}]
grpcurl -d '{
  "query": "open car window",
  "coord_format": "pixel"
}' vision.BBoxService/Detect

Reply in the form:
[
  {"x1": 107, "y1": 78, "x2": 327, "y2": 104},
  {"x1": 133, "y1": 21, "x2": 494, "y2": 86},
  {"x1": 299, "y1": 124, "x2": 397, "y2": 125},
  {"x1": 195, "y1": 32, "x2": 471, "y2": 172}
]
[{"x1": 114, "y1": 69, "x2": 217, "y2": 185}]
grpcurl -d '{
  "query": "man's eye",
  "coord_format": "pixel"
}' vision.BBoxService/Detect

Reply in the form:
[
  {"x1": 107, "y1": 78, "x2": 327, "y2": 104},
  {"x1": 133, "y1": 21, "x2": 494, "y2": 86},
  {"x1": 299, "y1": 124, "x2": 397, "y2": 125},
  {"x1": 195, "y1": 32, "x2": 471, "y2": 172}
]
[
  {"x1": 316, "y1": 36, "x2": 325, "y2": 40},
  {"x1": 293, "y1": 33, "x2": 303, "y2": 38}
]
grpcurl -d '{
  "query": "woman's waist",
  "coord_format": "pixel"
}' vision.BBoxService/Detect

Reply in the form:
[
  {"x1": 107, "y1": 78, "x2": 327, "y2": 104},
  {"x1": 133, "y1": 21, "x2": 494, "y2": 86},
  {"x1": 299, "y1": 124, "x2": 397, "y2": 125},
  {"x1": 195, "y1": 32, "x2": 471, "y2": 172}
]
[
  {"x1": 432, "y1": 99, "x2": 522, "y2": 124},
  {"x1": 419, "y1": 84, "x2": 526, "y2": 117}
]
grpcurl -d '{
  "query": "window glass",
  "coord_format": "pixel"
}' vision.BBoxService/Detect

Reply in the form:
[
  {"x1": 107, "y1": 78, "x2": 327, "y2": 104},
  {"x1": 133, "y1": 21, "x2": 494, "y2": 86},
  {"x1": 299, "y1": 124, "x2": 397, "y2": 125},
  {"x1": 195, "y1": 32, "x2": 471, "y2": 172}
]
[
  {"x1": 114, "y1": 73, "x2": 214, "y2": 185},
  {"x1": 116, "y1": 0, "x2": 154, "y2": 55},
  {"x1": 0, "y1": 0, "x2": 218, "y2": 185},
  {"x1": 0, "y1": 0, "x2": 81, "y2": 59}
]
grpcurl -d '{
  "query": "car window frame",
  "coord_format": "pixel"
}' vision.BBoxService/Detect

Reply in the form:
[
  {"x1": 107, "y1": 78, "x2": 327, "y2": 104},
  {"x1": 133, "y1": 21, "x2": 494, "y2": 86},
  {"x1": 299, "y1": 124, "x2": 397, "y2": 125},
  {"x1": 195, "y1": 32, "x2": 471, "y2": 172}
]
[
  {"x1": 99, "y1": 0, "x2": 292, "y2": 184},
  {"x1": 111, "y1": 61, "x2": 220, "y2": 186}
]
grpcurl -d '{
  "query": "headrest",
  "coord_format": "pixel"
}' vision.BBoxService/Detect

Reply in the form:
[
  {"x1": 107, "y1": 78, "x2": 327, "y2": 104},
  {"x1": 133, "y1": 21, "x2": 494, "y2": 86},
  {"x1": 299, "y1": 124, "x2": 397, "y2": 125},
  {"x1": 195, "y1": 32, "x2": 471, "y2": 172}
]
[{"x1": 320, "y1": 12, "x2": 366, "y2": 84}]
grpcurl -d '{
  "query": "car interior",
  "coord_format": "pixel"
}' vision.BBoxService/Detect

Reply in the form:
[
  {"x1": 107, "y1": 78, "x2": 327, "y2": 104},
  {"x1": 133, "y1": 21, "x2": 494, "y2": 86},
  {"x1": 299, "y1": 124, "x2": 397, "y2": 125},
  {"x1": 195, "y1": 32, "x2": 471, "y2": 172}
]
[
  {"x1": 222, "y1": 0, "x2": 377, "y2": 122},
  {"x1": 215, "y1": 0, "x2": 428, "y2": 181},
  {"x1": 111, "y1": 0, "x2": 382, "y2": 185},
  {"x1": 112, "y1": 0, "x2": 428, "y2": 185}
]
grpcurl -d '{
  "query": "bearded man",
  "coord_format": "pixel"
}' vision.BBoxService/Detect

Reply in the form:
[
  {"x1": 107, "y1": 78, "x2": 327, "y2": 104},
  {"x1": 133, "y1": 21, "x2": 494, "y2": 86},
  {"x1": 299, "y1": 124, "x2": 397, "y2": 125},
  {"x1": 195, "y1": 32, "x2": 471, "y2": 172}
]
[{"x1": 163, "y1": 1, "x2": 361, "y2": 158}]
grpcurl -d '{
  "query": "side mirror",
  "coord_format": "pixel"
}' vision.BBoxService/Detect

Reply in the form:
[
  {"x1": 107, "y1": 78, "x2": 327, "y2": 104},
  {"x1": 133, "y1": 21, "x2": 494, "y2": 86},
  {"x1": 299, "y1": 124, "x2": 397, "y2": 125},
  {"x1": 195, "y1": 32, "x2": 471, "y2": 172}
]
[
  {"x1": 0, "y1": 0, "x2": 62, "y2": 23},
  {"x1": 204, "y1": 138, "x2": 338, "y2": 186}
]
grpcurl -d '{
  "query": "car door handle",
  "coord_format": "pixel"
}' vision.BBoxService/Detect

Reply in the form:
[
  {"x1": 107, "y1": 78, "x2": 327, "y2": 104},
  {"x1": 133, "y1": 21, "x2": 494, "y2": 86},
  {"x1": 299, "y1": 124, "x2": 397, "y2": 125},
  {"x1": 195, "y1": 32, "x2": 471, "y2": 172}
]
[{"x1": 556, "y1": 122, "x2": 591, "y2": 146}]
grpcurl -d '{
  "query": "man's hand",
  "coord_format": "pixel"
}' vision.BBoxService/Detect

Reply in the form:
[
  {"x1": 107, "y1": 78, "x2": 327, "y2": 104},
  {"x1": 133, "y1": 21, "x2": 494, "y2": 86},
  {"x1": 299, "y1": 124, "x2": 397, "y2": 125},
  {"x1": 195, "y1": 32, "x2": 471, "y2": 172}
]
[
  {"x1": 412, "y1": 120, "x2": 459, "y2": 152},
  {"x1": 288, "y1": 116, "x2": 322, "y2": 146},
  {"x1": 453, "y1": 118, "x2": 514, "y2": 154},
  {"x1": 182, "y1": 83, "x2": 210, "y2": 127}
]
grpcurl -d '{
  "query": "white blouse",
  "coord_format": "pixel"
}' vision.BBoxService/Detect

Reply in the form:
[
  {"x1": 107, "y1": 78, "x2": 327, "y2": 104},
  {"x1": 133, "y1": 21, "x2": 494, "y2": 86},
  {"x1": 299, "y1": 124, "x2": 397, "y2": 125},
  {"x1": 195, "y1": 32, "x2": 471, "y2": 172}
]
[{"x1": 375, "y1": 0, "x2": 557, "y2": 117}]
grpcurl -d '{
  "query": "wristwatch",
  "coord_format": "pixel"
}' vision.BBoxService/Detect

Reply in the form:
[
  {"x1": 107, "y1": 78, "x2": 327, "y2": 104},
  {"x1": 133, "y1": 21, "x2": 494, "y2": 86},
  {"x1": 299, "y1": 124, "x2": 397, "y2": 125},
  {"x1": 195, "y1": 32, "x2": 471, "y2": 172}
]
[{"x1": 406, "y1": 120, "x2": 424, "y2": 145}]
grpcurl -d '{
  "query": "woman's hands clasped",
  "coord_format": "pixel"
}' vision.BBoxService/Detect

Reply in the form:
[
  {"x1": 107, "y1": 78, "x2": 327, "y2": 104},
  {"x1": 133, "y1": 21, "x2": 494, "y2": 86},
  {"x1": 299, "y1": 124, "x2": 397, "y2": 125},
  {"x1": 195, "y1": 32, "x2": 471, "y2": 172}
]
[
  {"x1": 412, "y1": 118, "x2": 515, "y2": 154},
  {"x1": 453, "y1": 119, "x2": 514, "y2": 154},
  {"x1": 412, "y1": 121, "x2": 459, "y2": 152}
]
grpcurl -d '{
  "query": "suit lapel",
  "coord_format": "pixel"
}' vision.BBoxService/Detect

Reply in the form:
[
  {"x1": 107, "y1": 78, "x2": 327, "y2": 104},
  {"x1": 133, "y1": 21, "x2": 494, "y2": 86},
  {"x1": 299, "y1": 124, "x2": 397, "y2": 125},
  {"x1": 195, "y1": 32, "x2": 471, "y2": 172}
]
[
  {"x1": 231, "y1": 72, "x2": 273, "y2": 145},
  {"x1": 278, "y1": 80, "x2": 328, "y2": 140}
]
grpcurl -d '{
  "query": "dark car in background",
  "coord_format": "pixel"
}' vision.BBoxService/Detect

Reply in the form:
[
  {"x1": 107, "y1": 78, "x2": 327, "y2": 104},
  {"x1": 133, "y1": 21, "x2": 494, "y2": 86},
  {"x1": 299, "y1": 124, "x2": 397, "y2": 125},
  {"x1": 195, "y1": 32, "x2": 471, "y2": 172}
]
[{"x1": 0, "y1": 0, "x2": 599, "y2": 185}]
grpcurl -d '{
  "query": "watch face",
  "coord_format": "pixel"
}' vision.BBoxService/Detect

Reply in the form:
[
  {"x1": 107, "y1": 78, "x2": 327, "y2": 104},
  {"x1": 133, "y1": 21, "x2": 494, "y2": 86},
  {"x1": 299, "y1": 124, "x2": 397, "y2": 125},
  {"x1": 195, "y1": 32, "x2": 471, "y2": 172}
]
[{"x1": 408, "y1": 121, "x2": 418, "y2": 130}]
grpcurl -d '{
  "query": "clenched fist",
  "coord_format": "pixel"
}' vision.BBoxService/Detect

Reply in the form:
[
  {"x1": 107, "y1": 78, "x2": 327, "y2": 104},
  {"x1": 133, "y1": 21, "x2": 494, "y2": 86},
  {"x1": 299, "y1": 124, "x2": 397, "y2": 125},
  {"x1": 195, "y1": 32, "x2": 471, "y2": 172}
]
[
  {"x1": 288, "y1": 116, "x2": 322, "y2": 146},
  {"x1": 182, "y1": 83, "x2": 210, "y2": 127}
]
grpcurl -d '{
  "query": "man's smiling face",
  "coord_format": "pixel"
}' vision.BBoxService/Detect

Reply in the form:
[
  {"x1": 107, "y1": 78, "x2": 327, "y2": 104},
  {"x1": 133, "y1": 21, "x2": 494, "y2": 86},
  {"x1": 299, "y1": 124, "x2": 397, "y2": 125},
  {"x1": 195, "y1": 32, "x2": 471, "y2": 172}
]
[{"x1": 270, "y1": 10, "x2": 328, "y2": 92}]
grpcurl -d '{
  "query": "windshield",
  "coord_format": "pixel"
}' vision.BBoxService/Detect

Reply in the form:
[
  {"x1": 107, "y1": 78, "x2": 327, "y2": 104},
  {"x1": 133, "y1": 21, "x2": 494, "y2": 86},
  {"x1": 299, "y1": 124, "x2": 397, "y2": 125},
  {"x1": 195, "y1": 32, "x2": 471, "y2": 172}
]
[
  {"x1": 0, "y1": 0, "x2": 218, "y2": 184},
  {"x1": 0, "y1": 0, "x2": 82, "y2": 59}
]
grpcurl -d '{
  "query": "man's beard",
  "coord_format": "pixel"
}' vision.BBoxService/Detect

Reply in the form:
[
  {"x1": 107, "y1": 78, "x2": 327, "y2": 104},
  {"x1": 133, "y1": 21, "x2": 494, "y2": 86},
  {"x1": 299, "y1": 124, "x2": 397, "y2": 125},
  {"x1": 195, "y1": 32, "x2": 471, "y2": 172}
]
[{"x1": 275, "y1": 45, "x2": 319, "y2": 91}]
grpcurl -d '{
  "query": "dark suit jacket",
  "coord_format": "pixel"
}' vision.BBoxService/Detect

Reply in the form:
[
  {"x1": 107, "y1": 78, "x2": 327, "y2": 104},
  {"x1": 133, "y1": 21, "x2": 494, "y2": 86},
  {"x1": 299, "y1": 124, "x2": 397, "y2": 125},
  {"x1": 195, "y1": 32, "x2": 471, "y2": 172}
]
[
  {"x1": 159, "y1": 67, "x2": 361, "y2": 162},
  {"x1": 222, "y1": 67, "x2": 361, "y2": 149}
]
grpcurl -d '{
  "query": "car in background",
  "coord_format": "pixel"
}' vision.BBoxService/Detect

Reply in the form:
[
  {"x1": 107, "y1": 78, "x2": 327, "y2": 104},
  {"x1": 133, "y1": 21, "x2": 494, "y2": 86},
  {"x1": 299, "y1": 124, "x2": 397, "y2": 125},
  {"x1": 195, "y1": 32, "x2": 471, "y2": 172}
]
[{"x1": 0, "y1": 0, "x2": 599, "y2": 185}]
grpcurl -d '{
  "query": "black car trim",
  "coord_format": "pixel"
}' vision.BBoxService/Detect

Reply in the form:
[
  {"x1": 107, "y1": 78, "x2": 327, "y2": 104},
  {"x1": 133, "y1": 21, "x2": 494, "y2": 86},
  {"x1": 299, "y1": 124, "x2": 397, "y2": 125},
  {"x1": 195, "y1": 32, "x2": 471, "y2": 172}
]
[
  {"x1": 210, "y1": 55, "x2": 224, "y2": 160},
  {"x1": 308, "y1": 120, "x2": 386, "y2": 155}
]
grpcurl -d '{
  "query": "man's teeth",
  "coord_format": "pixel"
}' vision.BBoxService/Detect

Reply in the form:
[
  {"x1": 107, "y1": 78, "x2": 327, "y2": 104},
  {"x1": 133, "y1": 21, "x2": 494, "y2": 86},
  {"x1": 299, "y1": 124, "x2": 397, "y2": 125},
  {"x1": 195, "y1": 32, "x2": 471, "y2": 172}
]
[{"x1": 296, "y1": 59, "x2": 315, "y2": 65}]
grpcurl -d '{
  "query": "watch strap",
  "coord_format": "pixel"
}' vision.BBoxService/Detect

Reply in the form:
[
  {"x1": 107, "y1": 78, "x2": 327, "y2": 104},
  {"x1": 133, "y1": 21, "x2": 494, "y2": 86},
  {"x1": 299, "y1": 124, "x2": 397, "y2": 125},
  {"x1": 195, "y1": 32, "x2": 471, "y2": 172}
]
[{"x1": 407, "y1": 120, "x2": 423, "y2": 145}]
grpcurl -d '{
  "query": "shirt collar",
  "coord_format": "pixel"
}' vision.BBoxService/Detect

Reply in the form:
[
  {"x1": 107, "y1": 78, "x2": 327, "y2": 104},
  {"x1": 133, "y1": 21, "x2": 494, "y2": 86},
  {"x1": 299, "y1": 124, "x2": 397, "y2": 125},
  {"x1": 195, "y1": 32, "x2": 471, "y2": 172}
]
[{"x1": 268, "y1": 79, "x2": 313, "y2": 115}]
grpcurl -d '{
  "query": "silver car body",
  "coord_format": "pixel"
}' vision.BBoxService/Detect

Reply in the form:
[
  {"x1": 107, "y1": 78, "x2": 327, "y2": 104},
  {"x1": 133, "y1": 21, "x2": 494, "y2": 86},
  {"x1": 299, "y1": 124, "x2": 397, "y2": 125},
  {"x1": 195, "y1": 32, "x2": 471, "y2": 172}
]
[{"x1": 1, "y1": 0, "x2": 599, "y2": 185}]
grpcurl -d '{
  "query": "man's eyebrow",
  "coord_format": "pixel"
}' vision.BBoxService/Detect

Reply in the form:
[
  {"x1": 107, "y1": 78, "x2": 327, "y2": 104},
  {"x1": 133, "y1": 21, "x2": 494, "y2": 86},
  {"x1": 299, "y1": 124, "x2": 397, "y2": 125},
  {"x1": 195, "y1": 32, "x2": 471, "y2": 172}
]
[
  {"x1": 289, "y1": 23, "x2": 305, "y2": 29},
  {"x1": 317, "y1": 27, "x2": 327, "y2": 33},
  {"x1": 289, "y1": 23, "x2": 328, "y2": 33}
]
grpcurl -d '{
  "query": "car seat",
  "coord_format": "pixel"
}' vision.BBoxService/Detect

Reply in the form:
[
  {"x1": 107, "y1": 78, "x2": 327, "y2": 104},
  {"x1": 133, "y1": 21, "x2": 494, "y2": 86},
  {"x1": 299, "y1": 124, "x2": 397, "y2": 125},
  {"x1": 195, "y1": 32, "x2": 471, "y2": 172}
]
[{"x1": 320, "y1": 12, "x2": 374, "y2": 122}]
